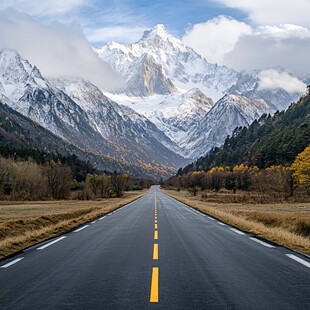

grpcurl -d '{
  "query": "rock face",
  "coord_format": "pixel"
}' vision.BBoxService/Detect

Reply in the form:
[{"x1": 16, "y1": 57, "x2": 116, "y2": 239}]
[{"x1": 125, "y1": 54, "x2": 177, "y2": 96}]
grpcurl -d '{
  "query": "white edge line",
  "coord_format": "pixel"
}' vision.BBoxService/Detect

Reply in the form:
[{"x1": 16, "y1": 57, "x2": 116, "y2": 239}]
[
  {"x1": 286, "y1": 254, "x2": 310, "y2": 268},
  {"x1": 229, "y1": 228, "x2": 245, "y2": 235},
  {"x1": 91, "y1": 220, "x2": 97, "y2": 224},
  {"x1": 37, "y1": 236, "x2": 67, "y2": 250},
  {"x1": 99, "y1": 216, "x2": 106, "y2": 221},
  {"x1": 74, "y1": 225, "x2": 89, "y2": 233},
  {"x1": 249, "y1": 237, "x2": 275, "y2": 248},
  {"x1": 207, "y1": 216, "x2": 215, "y2": 221},
  {"x1": 218, "y1": 222, "x2": 226, "y2": 226},
  {"x1": 1, "y1": 257, "x2": 24, "y2": 268}
]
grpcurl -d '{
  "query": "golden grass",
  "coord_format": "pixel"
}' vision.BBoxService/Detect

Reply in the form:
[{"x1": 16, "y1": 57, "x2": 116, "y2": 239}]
[
  {"x1": 0, "y1": 190, "x2": 147, "y2": 259},
  {"x1": 163, "y1": 190, "x2": 310, "y2": 254}
]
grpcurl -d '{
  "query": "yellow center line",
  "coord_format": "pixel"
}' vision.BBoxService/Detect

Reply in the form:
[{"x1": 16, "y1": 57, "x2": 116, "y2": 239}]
[
  {"x1": 150, "y1": 267, "x2": 159, "y2": 302},
  {"x1": 153, "y1": 243, "x2": 158, "y2": 260},
  {"x1": 154, "y1": 223, "x2": 158, "y2": 229},
  {"x1": 154, "y1": 230, "x2": 158, "y2": 240}
]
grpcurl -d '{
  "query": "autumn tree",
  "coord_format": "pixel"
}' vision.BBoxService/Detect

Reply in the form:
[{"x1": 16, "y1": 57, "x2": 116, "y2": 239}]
[
  {"x1": 186, "y1": 171, "x2": 203, "y2": 196},
  {"x1": 45, "y1": 161, "x2": 72, "y2": 199},
  {"x1": 291, "y1": 146, "x2": 310, "y2": 194},
  {"x1": 207, "y1": 167, "x2": 224, "y2": 192},
  {"x1": 110, "y1": 172, "x2": 125, "y2": 197},
  {"x1": 263, "y1": 165, "x2": 294, "y2": 198}
]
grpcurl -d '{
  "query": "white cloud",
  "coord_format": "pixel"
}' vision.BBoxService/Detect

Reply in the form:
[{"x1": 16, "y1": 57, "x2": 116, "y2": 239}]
[
  {"x1": 258, "y1": 69, "x2": 307, "y2": 94},
  {"x1": 0, "y1": 10, "x2": 124, "y2": 91},
  {"x1": 215, "y1": 0, "x2": 310, "y2": 28},
  {"x1": 184, "y1": 16, "x2": 310, "y2": 76},
  {"x1": 86, "y1": 26, "x2": 146, "y2": 44},
  {"x1": 0, "y1": 1, "x2": 151, "y2": 45},
  {"x1": 259, "y1": 24, "x2": 310, "y2": 39},
  {"x1": 0, "y1": 0, "x2": 88, "y2": 17},
  {"x1": 183, "y1": 16, "x2": 252, "y2": 64},
  {"x1": 223, "y1": 24, "x2": 310, "y2": 74}
]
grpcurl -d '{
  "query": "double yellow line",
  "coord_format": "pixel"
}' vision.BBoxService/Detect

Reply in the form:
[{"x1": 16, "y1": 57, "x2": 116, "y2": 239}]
[{"x1": 150, "y1": 191, "x2": 159, "y2": 303}]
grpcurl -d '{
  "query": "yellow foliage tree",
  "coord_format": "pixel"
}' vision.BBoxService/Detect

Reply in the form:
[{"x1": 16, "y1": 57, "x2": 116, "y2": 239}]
[
  {"x1": 208, "y1": 166, "x2": 224, "y2": 174},
  {"x1": 232, "y1": 163, "x2": 249, "y2": 173},
  {"x1": 291, "y1": 146, "x2": 310, "y2": 194}
]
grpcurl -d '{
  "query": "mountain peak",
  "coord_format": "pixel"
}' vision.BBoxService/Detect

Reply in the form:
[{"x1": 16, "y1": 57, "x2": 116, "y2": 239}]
[
  {"x1": 0, "y1": 49, "x2": 24, "y2": 69},
  {"x1": 0, "y1": 48, "x2": 20, "y2": 60},
  {"x1": 153, "y1": 24, "x2": 167, "y2": 33},
  {"x1": 141, "y1": 24, "x2": 170, "y2": 41}
]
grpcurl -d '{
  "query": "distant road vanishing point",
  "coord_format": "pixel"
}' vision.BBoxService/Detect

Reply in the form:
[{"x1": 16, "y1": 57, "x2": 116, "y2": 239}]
[{"x1": 0, "y1": 186, "x2": 309, "y2": 309}]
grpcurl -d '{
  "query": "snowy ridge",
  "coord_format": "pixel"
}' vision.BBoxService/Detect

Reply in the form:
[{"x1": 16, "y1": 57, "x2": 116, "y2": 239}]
[
  {"x1": 106, "y1": 88, "x2": 214, "y2": 156},
  {"x1": 185, "y1": 94, "x2": 276, "y2": 158}
]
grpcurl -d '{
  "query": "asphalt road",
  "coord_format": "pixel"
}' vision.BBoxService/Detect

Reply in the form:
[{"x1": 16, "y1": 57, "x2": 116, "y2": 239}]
[{"x1": 0, "y1": 185, "x2": 309, "y2": 309}]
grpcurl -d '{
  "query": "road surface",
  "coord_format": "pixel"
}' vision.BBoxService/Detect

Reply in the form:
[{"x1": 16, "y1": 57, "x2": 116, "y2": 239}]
[{"x1": 0, "y1": 185, "x2": 309, "y2": 309}]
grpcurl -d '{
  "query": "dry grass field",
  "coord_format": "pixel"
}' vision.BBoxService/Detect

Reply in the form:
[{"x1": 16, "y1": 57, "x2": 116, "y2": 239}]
[
  {"x1": 0, "y1": 190, "x2": 147, "y2": 259},
  {"x1": 163, "y1": 190, "x2": 310, "y2": 254}
]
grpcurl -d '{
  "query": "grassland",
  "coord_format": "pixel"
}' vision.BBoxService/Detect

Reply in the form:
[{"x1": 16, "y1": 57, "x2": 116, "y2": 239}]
[
  {"x1": 0, "y1": 190, "x2": 147, "y2": 259},
  {"x1": 163, "y1": 189, "x2": 310, "y2": 254}
]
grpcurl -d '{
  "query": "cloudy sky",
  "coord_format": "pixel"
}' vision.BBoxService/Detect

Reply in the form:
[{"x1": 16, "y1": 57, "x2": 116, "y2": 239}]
[{"x1": 0, "y1": 0, "x2": 309, "y2": 91}]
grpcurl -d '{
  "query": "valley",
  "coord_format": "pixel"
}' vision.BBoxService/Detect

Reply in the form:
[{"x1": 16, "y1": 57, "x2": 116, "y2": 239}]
[{"x1": 1, "y1": 25, "x2": 308, "y2": 179}]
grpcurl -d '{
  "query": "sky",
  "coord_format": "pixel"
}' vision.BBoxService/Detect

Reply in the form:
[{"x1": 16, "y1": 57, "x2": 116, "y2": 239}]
[{"x1": 0, "y1": 0, "x2": 309, "y2": 92}]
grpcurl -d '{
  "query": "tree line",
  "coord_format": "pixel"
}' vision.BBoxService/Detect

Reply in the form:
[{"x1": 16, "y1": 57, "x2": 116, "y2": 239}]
[
  {"x1": 163, "y1": 146, "x2": 310, "y2": 200},
  {"x1": 0, "y1": 157, "x2": 152, "y2": 201}
]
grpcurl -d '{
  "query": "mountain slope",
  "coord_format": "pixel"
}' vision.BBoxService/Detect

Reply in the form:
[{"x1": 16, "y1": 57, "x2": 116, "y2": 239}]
[
  {"x1": 0, "y1": 100, "x2": 132, "y2": 175},
  {"x1": 183, "y1": 94, "x2": 275, "y2": 158},
  {"x1": 49, "y1": 77, "x2": 187, "y2": 168},
  {"x1": 178, "y1": 93, "x2": 310, "y2": 175},
  {"x1": 0, "y1": 49, "x2": 116, "y2": 155},
  {"x1": 107, "y1": 88, "x2": 214, "y2": 155}
]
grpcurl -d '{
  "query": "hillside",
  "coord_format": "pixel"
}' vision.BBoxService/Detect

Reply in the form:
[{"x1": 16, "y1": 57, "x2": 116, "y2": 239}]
[
  {"x1": 178, "y1": 93, "x2": 310, "y2": 175},
  {"x1": 0, "y1": 101, "x2": 158, "y2": 179}
]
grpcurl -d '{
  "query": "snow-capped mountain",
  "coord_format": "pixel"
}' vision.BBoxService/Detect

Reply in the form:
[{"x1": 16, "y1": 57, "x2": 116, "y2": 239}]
[
  {"x1": 0, "y1": 49, "x2": 188, "y2": 175},
  {"x1": 96, "y1": 24, "x2": 307, "y2": 160},
  {"x1": 96, "y1": 24, "x2": 239, "y2": 100},
  {"x1": 1, "y1": 24, "x2": 307, "y2": 178},
  {"x1": 0, "y1": 49, "x2": 112, "y2": 155},
  {"x1": 184, "y1": 94, "x2": 276, "y2": 158}
]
